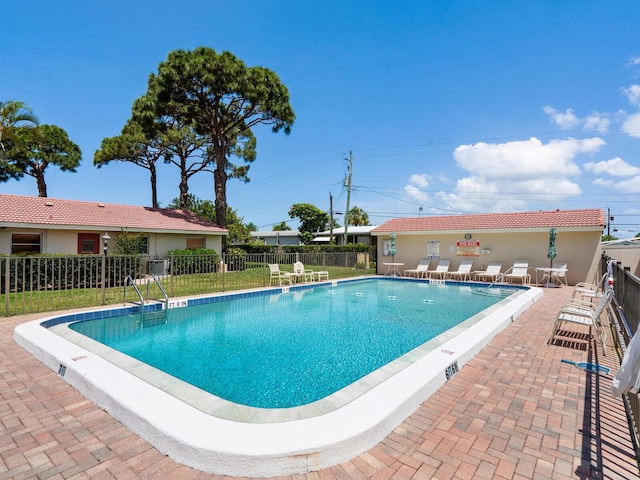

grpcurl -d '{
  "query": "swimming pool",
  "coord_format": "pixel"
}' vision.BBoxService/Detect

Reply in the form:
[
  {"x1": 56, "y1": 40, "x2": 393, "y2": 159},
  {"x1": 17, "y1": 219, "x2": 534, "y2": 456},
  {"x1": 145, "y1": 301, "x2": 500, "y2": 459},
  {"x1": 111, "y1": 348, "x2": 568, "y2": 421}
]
[{"x1": 14, "y1": 277, "x2": 542, "y2": 476}]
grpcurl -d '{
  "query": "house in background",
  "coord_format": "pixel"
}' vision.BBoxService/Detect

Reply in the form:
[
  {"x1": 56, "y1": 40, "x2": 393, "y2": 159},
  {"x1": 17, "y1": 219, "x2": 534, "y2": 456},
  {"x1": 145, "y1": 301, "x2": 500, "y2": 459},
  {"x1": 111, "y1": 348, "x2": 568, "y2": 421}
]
[
  {"x1": 601, "y1": 237, "x2": 640, "y2": 277},
  {"x1": 250, "y1": 230, "x2": 303, "y2": 246},
  {"x1": 372, "y1": 209, "x2": 606, "y2": 285},
  {"x1": 0, "y1": 195, "x2": 227, "y2": 260},
  {"x1": 313, "y1": 226, "x2": 378, "y2": 246}
]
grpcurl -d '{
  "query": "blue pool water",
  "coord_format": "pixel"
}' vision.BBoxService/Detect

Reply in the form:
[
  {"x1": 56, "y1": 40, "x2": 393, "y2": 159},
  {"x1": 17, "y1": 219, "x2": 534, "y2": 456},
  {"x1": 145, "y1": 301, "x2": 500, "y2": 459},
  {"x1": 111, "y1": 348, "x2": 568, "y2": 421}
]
[{"x1": 69, "y1": 279, "x2": 513, "y2": 409}]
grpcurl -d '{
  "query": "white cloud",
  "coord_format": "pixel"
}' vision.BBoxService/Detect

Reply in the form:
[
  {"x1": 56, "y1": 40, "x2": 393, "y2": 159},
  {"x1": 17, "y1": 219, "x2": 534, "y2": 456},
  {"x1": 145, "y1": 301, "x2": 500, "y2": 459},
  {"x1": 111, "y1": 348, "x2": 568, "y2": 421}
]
[
  {"x1": 627, "y1": 55, "x2": 640, "y2": 67},
  {"x1": 544, "y1": 106, "x2": 610, "y2": 134},
  {"x1": 593, "y1": 178, "x2": 614, "y2": 187},
  {"x1": 583, "y1": 113, "x2": 610, "y2": 133},
  {"x1": 407, "y1": 174, "x2": 430, "y2": 188},
  {"x1": 453, "y1": 137, "x2": 602, "y2": 179},
  {"x1": 543, "y1": 106, "x2": 580, "y2": 130},
  {"x1": 436, "y1": 137, "x2": 604, "y2": 212},
  {"x1": 584, "y1": 157, "x2": 640, "y2": 176},
  {"x1": 615, "y1": 176, "x2": 640, "y2": 193},
  {"x1": 622, "y1": 112, "x2": 640, "y2": 137},
  {"x1": 403, "y1": 174, "x2": 431, "y2": 203},
  {"x1": 622, "y1": 84, "x2": 640, "y2": 107}
]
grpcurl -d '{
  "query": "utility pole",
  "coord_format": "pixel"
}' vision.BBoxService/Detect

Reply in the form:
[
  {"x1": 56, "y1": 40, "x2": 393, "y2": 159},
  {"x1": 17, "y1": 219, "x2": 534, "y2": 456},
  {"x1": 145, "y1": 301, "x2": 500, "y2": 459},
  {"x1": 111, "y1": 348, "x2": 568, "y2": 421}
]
[
  {"x1": 607, "y1": 207, "x2": 614, "y2": 236},
  {"x1": 343, "y1": 151, "x2": 353, "y2": 246},
  {"x1": 329, "y1": 193, "x2": 334, "y2": 244}
]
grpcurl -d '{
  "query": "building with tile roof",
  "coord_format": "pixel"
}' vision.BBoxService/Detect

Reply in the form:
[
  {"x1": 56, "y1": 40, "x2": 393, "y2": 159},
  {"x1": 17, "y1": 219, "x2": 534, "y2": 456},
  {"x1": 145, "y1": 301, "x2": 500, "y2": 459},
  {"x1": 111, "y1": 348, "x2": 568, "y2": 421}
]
[
  {"x1": 371, "y1": 209, "x2": 606, "y2": 285},
  {"x1": 0, "y1": 194, "x2": 227, "y2": 257}
]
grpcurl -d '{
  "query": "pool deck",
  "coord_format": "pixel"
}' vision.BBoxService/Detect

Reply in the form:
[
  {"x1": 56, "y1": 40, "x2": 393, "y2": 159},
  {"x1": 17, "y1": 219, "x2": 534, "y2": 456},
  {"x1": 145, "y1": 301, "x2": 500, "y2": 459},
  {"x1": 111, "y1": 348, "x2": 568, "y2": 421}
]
[{"x1": 1, "y1": 285, "x2": 638, "y2": 479}]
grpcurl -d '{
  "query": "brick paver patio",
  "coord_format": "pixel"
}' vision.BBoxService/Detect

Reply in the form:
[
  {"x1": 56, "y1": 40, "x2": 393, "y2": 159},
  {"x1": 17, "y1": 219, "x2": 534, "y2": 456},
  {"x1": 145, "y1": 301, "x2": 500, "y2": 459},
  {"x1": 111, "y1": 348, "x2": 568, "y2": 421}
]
[{"x1": 1, "y1": 286, "x2": 638, "y2": 479}]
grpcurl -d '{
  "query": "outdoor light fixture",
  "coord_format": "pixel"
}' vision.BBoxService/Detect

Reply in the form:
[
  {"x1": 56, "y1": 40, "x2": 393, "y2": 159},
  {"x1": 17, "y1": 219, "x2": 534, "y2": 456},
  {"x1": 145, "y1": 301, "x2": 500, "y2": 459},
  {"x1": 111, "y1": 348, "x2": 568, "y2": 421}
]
[{"x1": 102, "y1": 233, "x2": 111, "y2": 255}]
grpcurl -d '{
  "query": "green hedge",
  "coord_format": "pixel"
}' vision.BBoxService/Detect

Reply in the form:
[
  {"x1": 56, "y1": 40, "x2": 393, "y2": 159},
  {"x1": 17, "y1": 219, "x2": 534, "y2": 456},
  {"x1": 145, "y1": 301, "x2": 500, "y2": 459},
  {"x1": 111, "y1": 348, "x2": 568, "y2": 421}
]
[{"x1": 168, "y1": 249, "x2": 220, "y2": 275}]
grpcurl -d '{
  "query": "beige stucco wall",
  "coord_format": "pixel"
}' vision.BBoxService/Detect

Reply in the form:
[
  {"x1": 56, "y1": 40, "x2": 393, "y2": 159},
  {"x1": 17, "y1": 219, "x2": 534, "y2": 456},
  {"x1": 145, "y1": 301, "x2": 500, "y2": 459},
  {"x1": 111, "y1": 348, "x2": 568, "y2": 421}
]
[
  {"x1": 0, "y1": 228, "x2": 224, "y2": 256},
  {"x1": 375, "y1": 230, "x2": 602, "y2": 285}
]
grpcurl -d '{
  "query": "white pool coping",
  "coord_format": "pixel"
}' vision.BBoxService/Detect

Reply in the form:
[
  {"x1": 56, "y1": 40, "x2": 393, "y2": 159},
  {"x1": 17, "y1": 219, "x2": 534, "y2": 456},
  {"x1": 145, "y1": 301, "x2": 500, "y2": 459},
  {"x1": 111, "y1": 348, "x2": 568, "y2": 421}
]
[{"x1": 14, "y1": 281, "x2": 542, "y2": 477}]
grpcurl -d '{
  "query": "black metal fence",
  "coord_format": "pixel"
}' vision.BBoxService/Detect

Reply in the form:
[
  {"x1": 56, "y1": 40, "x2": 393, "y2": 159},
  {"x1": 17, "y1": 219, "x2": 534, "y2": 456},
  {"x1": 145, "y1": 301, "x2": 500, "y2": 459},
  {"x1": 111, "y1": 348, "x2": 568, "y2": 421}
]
[
  {"x1": 1, "y1": 251, "x2": 370, "y2": 317},
  {"x1": 605, "y1": 256, "x2": 640, "y2": 463}
]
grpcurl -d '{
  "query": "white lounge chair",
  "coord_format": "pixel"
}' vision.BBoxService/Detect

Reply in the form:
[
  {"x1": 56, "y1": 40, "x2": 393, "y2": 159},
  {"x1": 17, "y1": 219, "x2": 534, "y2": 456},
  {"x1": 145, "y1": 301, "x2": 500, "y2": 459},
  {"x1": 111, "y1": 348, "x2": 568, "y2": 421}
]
[
  {"x1": 474, "y1": 262, "x2": 502, "y2": 282},
  {"x1": 572, "y1": 273, "x2": 607, "y2": 301},
  {"x1": 404, "y1": 259, "x2": 431, "y2": 278},
  {"x1": 269, "y1": 264, "x2": 291, "y2": 286},
  {"x1": 548, "y1": 289, "x2": 610, "y2": 354},
  {"x1": 425, "y1": 259, "x2": 451, "y2": 279},
  {"x1": 291, "y1": 262, "x2": 313, "y2": 283},
  {"x1": 445, "y1": 259, "x2": 474, "y2": 281},
  {"x1": 503, "y1": 260, "x2": 531, "y2": 284}
]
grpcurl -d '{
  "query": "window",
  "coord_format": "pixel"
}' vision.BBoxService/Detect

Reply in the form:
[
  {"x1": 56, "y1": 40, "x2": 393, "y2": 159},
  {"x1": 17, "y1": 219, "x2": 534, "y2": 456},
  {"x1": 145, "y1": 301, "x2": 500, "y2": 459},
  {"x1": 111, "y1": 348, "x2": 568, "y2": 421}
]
[
  {"x1": 138, "y1": 236, "x2": 149, "y2": 254},
  {"x1": 80, "y1": 239, "x2": 95, "y2": 254},
  {"x1": 11, "y1": 233, "x2": 42, "y2": 254},
  {"x1": 186, "y1": 237, "x2": 205, "y2": 250}
]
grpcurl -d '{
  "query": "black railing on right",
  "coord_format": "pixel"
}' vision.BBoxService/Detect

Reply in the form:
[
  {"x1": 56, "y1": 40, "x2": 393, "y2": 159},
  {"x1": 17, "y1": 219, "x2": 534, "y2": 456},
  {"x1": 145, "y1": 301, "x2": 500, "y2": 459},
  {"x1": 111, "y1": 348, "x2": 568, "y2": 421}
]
[{"x1": 604, "y1": 255, "x2": 640, "y2": 466}]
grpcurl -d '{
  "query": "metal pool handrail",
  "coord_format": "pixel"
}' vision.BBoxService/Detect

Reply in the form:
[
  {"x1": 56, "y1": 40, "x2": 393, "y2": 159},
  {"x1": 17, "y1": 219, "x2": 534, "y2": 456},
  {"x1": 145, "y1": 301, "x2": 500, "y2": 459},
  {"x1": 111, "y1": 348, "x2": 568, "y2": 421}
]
[
  {"x1": 148, "y1": 273, "x2": 169, "y2": 311},
  {"x1": 124, "y1": 275, "x2": 145, "y2": 323}
]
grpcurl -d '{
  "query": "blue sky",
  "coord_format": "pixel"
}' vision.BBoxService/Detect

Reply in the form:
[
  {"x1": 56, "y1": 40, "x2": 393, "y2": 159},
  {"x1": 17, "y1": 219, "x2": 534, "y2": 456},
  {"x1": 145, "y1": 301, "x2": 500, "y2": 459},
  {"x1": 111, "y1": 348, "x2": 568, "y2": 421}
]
[{"x1": 3, "y1": 1, "x2": 640, "y2": 234}]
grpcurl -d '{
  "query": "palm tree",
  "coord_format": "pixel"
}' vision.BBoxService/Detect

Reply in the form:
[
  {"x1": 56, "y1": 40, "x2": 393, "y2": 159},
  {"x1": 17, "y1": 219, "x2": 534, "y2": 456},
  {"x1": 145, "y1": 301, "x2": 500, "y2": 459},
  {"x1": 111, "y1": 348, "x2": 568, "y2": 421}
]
[
  {"x1": 273, "y1": 221, "x2": 292, "y2": 231},
  {"x1": 348, "y1": 206, "x2": 371, "y2": 226},
  {"x1": 0, "y1": 100, "x2": 39, "y2": 154}
]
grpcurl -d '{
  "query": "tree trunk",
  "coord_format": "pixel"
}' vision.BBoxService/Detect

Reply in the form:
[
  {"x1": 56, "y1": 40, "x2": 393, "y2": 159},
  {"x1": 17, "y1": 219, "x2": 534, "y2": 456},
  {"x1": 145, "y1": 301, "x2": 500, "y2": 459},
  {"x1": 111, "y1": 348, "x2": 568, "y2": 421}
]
[
  {"x1": 150, "y1": 164, "x2": 158, "y2": 208},
  {"x1": 214, "y1": 158, "x2": 228, "y2": 251},
  {"x1": 179, "y1": 171, "x2": 189, "y2": 209},
  {"x1": 35, "y1": 168, "x2": 47, "y2": 197}
]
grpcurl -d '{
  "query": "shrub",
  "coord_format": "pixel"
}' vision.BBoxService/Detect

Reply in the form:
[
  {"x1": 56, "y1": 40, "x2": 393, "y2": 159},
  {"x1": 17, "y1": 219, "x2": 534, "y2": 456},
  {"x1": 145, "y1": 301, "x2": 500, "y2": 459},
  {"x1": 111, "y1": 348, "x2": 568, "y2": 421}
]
[{"x1": 168, "y1": 248, "x2": 220, "y2": 275}]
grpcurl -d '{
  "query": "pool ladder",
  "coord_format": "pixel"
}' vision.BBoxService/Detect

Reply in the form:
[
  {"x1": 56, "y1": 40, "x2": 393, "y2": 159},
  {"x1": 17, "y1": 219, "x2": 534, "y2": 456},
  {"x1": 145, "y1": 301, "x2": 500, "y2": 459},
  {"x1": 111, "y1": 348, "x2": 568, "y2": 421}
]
[{"x1": 124, "y1": 274, "x2": 169, "y2": 327}]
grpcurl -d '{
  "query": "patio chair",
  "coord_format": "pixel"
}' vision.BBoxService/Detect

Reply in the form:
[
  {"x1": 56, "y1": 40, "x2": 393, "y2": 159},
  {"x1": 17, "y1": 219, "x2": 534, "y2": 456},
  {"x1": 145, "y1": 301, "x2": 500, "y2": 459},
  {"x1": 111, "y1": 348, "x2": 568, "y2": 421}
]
[
  {"x1": 404, "y1": 259, "x2": 431, "y2": 278},
  {"x1": 474, "y1": 262, "x2": 502, "y2": 282},
  {"x1": 548, "y1": 289, "x2": 611, "y2": 354},
  {"x1": 502, "y1": 260, "x2": 531, "y2": 284},
  {"x1": 539, "y1": 262, "x2": 568, "y2": 287},
  {"x1": 425, "y1": 258, "x2": 451, "y2": 279},
  {"x1": 269, "y1": 264, "x2": 292, "y2": 286},
  {"x1": 572, "y1": 273, "x2": 607, "y2": 301},
  {"x1": 291, "y1": 262, "x2": 314, "y2": 283},
  {"x1": 445, "y1": 259, "x2": 474, "y2": 281}
]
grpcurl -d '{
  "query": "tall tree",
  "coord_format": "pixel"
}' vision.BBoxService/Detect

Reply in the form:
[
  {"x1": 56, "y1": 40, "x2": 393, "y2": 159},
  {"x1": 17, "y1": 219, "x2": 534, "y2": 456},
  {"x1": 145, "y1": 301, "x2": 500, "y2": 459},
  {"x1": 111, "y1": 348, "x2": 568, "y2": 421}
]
[
  {"x1": 94, "y1": 121, "x2": 168, "y2": 208},
  {"x1": 289, "y1": 203, "x2": 329, "y2": 244},
  {"x1": 348, "y1": 206, "x2": 371, "y2": 226},
  {"x1": 0, "y1": 100, "x2": 39, "y2": 155},
  {"x1": 3, "y1": 125, "x2": 81, "y2": 196},
  {"x1": 133, "y1": 47, "x2": 295, "y2": 247},
  {"x1": 161, "y1": 118, "x2": 210, "y2": 209}
]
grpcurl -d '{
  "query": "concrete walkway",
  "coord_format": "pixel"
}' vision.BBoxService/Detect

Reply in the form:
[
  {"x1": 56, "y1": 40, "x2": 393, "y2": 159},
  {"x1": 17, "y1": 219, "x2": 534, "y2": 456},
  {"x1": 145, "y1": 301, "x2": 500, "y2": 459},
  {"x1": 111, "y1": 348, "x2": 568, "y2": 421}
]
[{"x1": 1, "y1": 286, "x2": 638, "y2": 479}]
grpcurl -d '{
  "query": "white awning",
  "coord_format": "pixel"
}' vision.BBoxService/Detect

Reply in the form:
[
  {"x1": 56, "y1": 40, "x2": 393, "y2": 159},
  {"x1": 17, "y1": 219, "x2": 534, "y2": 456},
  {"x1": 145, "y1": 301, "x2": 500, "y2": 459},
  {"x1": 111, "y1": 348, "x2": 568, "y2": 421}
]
[{"x1": 313, "y1": 236, "x2": 332, "y2": 242}]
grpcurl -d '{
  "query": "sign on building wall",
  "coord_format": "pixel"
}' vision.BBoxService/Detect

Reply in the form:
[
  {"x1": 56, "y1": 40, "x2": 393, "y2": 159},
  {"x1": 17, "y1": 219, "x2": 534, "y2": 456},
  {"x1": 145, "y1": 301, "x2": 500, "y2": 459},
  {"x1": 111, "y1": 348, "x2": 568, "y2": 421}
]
[
  {"x1": 427, "y1": 240, "x2": 440, "y2": 258},
  {"x1": 456, "y1": 240, "x2": 480, "y2": 256}
]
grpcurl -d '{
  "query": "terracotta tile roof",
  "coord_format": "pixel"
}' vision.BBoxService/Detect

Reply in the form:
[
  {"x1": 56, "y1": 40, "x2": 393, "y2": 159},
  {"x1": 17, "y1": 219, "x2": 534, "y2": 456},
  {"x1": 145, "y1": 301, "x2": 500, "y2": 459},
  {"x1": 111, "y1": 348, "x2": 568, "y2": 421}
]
[
  {"x1": 371, "y1": 209, "x2": 606, "y2": 234},
  {"x1": 0, "y1": 194, "x2": 227, "y2": 234}
]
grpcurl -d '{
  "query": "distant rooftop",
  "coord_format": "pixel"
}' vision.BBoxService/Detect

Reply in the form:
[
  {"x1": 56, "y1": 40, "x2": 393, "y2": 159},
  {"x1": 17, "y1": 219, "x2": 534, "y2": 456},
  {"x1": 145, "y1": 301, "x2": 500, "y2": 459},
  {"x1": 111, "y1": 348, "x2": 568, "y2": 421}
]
[{"x1": 314, "y1": 226, "x2": 377, "y2": 235}]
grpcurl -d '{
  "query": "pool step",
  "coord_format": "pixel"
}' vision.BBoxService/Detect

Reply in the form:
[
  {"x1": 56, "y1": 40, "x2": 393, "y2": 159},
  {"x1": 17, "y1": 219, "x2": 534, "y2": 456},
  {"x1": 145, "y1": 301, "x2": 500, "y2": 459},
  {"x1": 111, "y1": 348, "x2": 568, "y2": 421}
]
[{"x1": 140, "y1": 309, "x2": 167, "y2": 328}]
